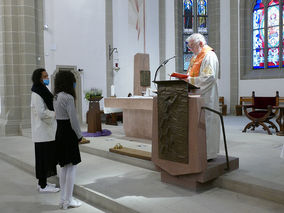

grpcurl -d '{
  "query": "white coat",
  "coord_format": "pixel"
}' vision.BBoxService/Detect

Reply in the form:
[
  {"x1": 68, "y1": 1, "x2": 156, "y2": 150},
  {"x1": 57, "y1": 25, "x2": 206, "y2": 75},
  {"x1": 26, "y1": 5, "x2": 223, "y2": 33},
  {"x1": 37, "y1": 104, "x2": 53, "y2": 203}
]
[
  {"x1": 188, "y1": 51, "x2": 220, "y2": 159},
  {"x1": 31, "y1": 92, "x2": 56, "y2": 142}
]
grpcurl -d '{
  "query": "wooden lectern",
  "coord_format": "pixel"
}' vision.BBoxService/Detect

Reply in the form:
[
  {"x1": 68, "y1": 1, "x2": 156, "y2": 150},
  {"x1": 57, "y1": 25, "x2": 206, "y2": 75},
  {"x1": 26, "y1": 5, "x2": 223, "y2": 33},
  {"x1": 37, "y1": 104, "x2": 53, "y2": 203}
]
[
  {"x1": 87, "y1": 97, "x2": 102, "y2": 133},
  {"x1": 152, "y1": 80, "x2": 238, "y2": 190}
]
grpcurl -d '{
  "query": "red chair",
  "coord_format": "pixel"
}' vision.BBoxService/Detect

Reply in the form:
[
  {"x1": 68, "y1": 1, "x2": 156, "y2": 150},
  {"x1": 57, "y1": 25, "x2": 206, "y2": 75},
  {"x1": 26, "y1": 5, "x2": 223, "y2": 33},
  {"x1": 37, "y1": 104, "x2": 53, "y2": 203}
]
[{"x1": 242, "y1": 91, "x2": 279, "y2": 135}]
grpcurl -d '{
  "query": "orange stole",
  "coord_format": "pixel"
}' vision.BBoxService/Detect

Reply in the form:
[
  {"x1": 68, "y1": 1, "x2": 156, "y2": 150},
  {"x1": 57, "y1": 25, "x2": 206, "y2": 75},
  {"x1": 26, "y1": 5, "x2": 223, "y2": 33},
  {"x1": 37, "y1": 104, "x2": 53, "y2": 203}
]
[{"x1": 188, "y1": 45, "x2": 213, "y2": 77}]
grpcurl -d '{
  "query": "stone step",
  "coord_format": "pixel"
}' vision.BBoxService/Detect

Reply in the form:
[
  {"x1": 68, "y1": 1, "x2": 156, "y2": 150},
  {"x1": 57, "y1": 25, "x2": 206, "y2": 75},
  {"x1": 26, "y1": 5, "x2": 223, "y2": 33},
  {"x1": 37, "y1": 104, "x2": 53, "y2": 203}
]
[
  {"x1": 0, "y1": 151, "x2": 139, "y2": 213},
  {"x1": 215, "y1": 170, "x2": 284, "y2": 205},
  {"x1": 1, "y1": 139, "x2": 284, "y2": 210},
  {"x1": 79, "y1": 146, "x2": 284, "y2": 205},
  {"x1": 79, "y1": 144, "x2": 156, "y2": 171}
]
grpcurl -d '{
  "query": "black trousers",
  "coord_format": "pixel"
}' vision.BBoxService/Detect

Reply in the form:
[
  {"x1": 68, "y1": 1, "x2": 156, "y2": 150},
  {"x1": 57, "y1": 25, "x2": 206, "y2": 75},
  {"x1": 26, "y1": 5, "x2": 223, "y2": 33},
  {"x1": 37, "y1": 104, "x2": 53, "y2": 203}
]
[
  {"x1": 34, "y1": 141, "x2": 57, "y2": 188},
  {"x1": 38, "y1": 178, "x2": 47, "y2": 189}
]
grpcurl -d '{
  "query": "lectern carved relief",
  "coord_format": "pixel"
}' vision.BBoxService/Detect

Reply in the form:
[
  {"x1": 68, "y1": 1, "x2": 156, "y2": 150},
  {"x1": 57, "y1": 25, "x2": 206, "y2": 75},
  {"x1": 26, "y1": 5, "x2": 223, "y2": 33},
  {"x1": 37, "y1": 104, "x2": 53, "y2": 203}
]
[{"x1": 152, "y1": 80, "x2": 239, "y2": 190}]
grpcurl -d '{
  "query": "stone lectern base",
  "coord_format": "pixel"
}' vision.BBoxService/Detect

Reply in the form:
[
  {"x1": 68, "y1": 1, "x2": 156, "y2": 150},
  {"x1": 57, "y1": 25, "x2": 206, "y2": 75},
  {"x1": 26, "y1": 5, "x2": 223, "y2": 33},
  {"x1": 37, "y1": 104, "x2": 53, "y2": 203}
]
[{"x1": 160, "y1": 155, "x2": 239, "y2": 191}]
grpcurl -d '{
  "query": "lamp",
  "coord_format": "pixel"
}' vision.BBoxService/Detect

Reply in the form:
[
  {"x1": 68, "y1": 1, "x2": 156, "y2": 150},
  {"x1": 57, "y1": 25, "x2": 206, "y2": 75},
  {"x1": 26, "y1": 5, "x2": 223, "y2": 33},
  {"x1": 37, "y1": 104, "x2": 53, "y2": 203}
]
[{"x1": 109, "y1": 45, "x2": 120, "y2": 71}]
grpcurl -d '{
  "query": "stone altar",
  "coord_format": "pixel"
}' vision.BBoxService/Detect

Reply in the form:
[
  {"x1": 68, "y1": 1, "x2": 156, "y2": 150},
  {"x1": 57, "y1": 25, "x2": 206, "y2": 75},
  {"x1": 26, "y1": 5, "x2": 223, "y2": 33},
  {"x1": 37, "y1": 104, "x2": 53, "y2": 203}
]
[{"x1": 104, "y1": 97, "x2": 153, "y2": 140}]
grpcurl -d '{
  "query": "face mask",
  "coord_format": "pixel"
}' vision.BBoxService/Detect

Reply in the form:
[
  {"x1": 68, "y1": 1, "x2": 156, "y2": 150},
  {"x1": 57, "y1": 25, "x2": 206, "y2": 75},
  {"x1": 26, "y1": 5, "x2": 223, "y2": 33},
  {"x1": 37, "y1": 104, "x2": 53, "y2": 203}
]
[
  {"x1": 43, "y1": 79, "x2": 49, "y2": 86},
  {"x1": 73, "y1": 82, "x2": 76, "y2": 88}
]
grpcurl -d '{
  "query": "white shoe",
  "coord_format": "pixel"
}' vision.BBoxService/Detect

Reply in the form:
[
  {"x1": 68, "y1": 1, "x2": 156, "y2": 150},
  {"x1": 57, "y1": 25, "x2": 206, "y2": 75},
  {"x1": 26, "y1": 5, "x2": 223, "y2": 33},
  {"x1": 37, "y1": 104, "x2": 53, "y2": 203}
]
[
  {"x1": 59, "y1": 201, "x2": 64, "y2": 209},
  {"x1": 47, "y1": 182, "x2": 56, "y2": 188},
  {"x1": 38, "y1": 185, "x2": 60, "y2": 193},
  {"x1": 37, "y1": 182, "x2": 57, "y2": 190},
  {"x1": 62, "y1": 199, "x2": 82, "y2": 210}
]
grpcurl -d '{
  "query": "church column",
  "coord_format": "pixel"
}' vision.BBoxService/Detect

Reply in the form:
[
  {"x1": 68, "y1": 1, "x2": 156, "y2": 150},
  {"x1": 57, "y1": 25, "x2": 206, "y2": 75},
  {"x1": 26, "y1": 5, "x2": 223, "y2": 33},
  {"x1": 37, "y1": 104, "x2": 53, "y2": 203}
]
[
  {"x1": 105, "y1": 0, "x2": 113, "y2": 97},
  {"x1": 208, "y1": 0, "x2": 220, "y2": 65},
  {"x1": 0, "y1": 0, "x2": 44, "y2": 136},
  {"x1": 230, "y1": 0, "x2": 239, "y2": 114},
  {"x1": 175, "y1": 0, "x2": 184, "y2": 72},
  {"x1": 159, "y1": 0, "x2": 166, "y2": 79}
]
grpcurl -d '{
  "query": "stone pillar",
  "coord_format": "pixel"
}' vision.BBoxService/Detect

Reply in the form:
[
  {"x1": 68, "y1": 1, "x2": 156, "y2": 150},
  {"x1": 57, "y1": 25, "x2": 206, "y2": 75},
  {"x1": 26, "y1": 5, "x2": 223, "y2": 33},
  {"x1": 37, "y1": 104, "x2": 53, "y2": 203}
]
[
  {"x1": 133, "y1": 53, "x2": 150, "y2": 96},
  {"x1": 230, "y1": 0, "x2": 239, "y2": 114},
  {"x1": 105, "y1": 0, "x2": 113, "y2": 97},
  {"x1": 0, "y1": 0, "x2": 44, "y2": 136}
]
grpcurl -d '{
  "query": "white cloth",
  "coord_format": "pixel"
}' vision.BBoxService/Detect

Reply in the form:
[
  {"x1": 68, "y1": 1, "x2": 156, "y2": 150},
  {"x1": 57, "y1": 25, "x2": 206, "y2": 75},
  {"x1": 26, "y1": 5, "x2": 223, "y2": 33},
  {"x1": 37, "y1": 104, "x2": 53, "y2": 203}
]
[
  {"x1": 31, "y1": 92, "x2": 56, "y2": 142},
  {"x1": 103, "y1": 107, "x2": 123, "y2": 114},
  {"x1": 60, "y1": 164, "x2": 77, "y2": 203},
  {"x1": 188, "y1": 51, "x2": 220, "y2": 159}
]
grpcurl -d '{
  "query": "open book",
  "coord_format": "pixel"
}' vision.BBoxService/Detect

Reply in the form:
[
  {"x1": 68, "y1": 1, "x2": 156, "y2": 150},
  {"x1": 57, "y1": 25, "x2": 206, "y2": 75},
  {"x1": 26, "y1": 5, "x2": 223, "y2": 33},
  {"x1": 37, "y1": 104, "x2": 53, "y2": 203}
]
[{"x1": 170, "y1": 72, "x2": 188, "y2": 79}]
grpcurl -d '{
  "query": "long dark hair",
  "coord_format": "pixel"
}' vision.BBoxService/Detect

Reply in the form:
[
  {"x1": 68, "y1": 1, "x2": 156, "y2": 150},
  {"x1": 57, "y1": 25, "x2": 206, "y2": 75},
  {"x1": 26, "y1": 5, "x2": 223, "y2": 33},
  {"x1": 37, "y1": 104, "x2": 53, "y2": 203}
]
[
  {"x1": 54, "y1": 71, "x2": 76, "y2": 99},
  {"x1": 32, "y1": 68, "x2": 46, "y2": 85}
]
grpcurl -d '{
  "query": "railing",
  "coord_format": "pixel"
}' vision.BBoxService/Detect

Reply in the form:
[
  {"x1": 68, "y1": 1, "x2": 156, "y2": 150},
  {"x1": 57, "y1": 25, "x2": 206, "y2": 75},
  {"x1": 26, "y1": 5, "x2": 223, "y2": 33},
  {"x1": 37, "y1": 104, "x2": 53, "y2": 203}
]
[{"x1": 201, "y1": 106, "x2": 230, "y2": 170}]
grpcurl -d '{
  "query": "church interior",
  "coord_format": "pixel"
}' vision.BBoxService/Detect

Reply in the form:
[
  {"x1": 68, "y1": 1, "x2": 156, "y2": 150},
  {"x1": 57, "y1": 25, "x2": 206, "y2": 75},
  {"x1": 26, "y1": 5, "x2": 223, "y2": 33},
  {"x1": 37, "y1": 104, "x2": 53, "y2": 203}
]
[{"x1": 1, "y1": 0, "x2": 284, "y2": 212}]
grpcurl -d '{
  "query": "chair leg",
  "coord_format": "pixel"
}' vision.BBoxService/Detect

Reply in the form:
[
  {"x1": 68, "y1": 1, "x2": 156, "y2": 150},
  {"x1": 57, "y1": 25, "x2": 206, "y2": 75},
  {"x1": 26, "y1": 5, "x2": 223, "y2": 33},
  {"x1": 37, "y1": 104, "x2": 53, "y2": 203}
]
[
  {"x1": 265, "y1": 120, "x2": 279, "y2": 132},
  {"x1": 259, "y1": 122, "x2": 272, "y2": 135},
  {"x1": 242, "y1": 122, "x2": 254, "y2": 133}
]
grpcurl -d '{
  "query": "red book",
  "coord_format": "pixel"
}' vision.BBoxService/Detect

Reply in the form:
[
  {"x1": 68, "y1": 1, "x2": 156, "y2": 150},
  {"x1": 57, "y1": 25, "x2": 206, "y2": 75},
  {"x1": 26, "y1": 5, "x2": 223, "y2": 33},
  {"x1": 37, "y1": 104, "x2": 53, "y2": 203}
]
[{"x1": 170, "y1": 72, "x2": 188, "y2": 79}]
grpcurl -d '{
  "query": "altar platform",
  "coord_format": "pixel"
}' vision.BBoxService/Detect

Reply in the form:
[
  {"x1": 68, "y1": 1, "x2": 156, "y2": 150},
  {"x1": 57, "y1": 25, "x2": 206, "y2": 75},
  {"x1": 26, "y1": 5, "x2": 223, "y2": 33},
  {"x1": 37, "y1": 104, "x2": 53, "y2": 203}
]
[{"x1": 1, "y1": 116, "x2": 284, "y2": 212}]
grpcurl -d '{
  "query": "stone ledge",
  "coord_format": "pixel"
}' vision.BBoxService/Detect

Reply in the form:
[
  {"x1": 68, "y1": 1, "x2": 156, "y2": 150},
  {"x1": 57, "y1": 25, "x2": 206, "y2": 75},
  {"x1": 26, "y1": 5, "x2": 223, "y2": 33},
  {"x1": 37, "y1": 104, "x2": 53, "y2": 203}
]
[
  {"x1": 79, "y1": 144, "x2": 156, "y2": 171},
  {"x1": 215, "y1": 170, "x2": 284, "y2": 205}
]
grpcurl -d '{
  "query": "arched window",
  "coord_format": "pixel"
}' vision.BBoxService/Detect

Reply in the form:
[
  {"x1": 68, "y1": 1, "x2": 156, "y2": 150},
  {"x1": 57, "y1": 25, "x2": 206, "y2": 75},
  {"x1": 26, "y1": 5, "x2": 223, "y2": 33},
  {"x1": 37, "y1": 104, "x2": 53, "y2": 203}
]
[
  {"x1": 183, "y1": 0, "x2": 208, "y2": 70},
  {"x1": 252, "y1": 0, "x2": 283, "y2": 69}
]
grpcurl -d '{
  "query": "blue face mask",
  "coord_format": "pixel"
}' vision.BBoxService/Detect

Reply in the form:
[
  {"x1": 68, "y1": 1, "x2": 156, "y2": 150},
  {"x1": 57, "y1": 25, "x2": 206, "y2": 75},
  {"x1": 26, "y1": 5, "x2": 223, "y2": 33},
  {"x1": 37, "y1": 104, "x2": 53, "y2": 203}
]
[
  {"x1": 73, "y1": 82, "x2": 76, "y2": 88},
  {"x1": 43, "y1": 79, "x2": 49, "y2": 86}
]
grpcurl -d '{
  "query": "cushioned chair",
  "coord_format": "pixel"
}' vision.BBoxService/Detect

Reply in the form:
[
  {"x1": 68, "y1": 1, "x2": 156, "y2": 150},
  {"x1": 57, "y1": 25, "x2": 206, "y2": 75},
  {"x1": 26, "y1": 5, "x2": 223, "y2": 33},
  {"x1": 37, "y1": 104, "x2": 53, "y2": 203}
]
[{"x1": 242, "y1": 91, "x2": 279, "y2": 135}]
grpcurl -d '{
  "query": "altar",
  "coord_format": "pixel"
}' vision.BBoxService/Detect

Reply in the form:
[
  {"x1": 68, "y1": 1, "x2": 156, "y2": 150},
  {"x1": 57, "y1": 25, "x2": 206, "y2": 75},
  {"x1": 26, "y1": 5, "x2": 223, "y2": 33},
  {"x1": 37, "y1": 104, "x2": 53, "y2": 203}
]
[{"x1": 104, "y1": 97, "x2": 153, "y2": 140}]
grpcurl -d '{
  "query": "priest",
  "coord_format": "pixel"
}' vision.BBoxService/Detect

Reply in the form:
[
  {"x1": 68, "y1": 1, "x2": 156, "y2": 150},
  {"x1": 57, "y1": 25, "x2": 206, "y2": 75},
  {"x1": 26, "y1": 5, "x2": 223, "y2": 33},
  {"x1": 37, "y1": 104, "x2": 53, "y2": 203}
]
[{"x1": 186, "y1": 33, "x2": 220, "y2": 160}]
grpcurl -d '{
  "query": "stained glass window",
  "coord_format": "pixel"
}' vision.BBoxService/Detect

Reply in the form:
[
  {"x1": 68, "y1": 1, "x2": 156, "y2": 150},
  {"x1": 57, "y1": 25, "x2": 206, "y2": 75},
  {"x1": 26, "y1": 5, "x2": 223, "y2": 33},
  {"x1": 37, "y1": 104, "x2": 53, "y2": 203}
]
[
  {"x1": 253, "y1": 0, "x2": 265, "y2": 69},
  {"x1": 283, "y1": 1, "x2": 284, "y2": 66},
  {"x1": 197, "y1": 0, "x2": 207, "y2": 33},
  {"x1": 252, "y1": 0, "x2": 284, "y2": 69},
  {"x1": 183, "y1": 0, "x2": 208, "y2": 70},
  {"x1": 184, "y1": 0, "x2": 193, "y2": 33}
]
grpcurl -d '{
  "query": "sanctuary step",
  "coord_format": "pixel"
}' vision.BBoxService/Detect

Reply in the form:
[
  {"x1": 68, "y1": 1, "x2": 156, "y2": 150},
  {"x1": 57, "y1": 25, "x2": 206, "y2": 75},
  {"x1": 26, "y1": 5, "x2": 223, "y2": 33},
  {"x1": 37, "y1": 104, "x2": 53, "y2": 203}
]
[{"x1": 1, "y1": 135, "x2": 284, "y2": 212}]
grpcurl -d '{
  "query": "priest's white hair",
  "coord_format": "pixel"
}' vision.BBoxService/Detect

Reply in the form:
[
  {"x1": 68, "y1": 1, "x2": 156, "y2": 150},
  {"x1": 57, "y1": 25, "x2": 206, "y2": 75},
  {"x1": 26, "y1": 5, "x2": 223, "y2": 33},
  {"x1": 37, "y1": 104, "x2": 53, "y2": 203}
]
[{"x1": 186, "y1": 33, "x2": 207, "y2": 46}]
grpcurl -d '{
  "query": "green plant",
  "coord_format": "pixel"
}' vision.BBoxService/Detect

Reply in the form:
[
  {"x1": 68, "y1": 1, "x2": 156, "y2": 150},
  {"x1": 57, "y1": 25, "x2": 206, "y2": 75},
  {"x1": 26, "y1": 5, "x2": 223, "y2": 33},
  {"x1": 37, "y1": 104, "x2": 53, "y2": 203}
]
[{"x1": 84, "y1": 88, "x2": 102, "y2": 101}]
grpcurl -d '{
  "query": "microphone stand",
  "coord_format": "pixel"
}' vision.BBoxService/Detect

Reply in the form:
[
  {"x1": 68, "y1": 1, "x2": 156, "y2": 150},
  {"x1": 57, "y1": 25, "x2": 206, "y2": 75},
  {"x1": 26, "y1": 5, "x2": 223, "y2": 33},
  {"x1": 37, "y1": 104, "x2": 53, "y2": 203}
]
[{"x1": 153, "y1": 56, "x2": 176, "y2": 83}]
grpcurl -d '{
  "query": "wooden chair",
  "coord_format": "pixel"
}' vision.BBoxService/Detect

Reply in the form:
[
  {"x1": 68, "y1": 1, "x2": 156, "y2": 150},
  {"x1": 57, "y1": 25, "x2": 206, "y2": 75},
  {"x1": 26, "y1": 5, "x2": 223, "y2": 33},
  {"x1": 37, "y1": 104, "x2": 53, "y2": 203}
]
[
  {"x1": 242, "y1": 91, "x2": 279, "y2": 135},
  {"x1": 219, "y1": 96, "x2": 227, "y2": 116}
]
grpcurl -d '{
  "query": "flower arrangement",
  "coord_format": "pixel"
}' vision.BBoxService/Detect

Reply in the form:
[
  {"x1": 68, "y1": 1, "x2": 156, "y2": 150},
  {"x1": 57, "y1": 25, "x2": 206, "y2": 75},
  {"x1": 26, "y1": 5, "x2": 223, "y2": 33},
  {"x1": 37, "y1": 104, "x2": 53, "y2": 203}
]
[{"x1": 84, "y1": 88, "x2": 103, "y2": 101}]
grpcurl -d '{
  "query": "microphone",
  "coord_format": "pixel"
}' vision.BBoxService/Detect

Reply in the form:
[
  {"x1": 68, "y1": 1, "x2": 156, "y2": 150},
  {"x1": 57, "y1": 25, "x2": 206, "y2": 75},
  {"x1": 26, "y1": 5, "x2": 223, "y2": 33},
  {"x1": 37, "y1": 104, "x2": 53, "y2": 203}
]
[{"x1": 153, "y1": 56, "x2": 176, "y2": 82}]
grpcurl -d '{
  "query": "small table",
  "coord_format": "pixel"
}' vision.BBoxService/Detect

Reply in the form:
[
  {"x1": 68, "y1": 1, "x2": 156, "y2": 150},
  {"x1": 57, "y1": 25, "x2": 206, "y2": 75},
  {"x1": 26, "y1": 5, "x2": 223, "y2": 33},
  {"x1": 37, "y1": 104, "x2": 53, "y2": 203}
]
[{"x1": 274, "y1": 106, "x2": 284, "y2": 136}]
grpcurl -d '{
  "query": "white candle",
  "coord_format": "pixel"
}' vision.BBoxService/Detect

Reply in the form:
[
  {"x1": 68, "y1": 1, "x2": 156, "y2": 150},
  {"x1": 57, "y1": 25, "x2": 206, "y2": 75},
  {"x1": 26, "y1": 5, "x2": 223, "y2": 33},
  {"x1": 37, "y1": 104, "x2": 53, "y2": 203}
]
[{"x1": 111, "y1": 85, "x2": 115, "y2": 96}]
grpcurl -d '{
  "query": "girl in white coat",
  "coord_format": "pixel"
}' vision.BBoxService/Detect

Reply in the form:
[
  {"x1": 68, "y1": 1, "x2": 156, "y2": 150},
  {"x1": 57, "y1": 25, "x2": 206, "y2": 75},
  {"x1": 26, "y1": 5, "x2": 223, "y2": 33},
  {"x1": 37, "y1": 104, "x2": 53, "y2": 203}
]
[{"x1": 31, "y1": 68, "x2": 59, "y2": 192}]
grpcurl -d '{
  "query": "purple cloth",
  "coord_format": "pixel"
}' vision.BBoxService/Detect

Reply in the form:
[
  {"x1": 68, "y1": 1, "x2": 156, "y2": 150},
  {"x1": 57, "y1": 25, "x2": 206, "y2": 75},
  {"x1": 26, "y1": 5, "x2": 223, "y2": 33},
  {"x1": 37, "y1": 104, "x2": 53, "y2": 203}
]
[{"x1": 82, "y1": 129, "x2": 112, "y2": 137}]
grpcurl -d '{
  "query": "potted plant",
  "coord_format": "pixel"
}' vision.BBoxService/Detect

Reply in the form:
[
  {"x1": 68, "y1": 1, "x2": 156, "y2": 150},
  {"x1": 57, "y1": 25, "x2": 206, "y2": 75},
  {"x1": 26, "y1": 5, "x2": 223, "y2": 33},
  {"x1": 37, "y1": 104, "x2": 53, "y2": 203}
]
[
  {"x1": 85, "y1": 88, "x2": 103, "y2": 132},
  {"x1": 84, "y1": 88, "x2": 103, "y2": 102}
]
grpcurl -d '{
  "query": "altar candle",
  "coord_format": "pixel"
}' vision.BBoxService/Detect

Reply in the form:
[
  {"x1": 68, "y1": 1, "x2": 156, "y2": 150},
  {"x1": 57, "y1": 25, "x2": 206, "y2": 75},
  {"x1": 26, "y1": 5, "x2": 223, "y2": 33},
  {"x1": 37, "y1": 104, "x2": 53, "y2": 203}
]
[{"x1": 111, "y1": 85, "x2": 115, "y2": 96}]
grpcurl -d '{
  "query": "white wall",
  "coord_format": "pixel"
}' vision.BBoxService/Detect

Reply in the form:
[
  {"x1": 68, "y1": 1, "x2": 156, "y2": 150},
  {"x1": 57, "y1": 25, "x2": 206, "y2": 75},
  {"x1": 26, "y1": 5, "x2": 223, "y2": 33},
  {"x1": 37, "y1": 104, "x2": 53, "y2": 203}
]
[
  {"x1": 219, "y1": 0, "x2": 231, "y2": 111},
  {"x1": 44, "y1": 0, "x2": 106, "y2": 121},
  {"x1": 112, "y1": 0, "x2": 159, "y2": 96},
  {"x1": 239, "y1": 79, "x2": 284, "y2": 96}
]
